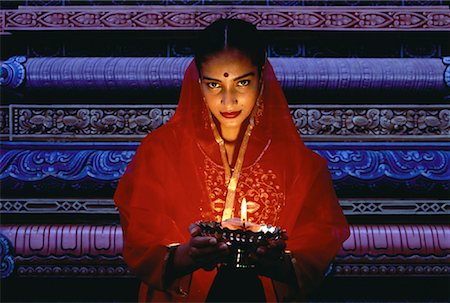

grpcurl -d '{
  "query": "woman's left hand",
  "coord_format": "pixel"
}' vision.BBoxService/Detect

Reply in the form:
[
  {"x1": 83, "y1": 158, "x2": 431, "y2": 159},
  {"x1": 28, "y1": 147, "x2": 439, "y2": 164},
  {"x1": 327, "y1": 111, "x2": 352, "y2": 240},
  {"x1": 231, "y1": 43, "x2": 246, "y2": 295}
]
[
  {"x1": 254, "y1": 230, "x2": 287, "y2": 260},
  {"x1": 250, "y1": 231, "x2": 293, "y2": 281}
]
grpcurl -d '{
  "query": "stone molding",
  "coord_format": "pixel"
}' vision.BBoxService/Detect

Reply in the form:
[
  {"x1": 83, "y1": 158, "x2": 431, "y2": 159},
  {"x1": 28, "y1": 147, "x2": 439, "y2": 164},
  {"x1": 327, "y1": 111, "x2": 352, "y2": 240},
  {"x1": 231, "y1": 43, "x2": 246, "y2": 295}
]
[
  {"x1": 1, "y1": 6, "x2": 449, "y2": 32},
  {"x1": 339, "y1": 199, "x2": 449, "y2": 215},
  {"x1": 1, "y1": 198, "x2": 448, "y2": 216},
  {"x1": 0, "y1": 142, "x2": 448, "y2": 181},
  {"x1": 2, "y1": 104, "x2": 449, "y2": 141},
  {"x1": 1, "y1": 57, "x2": 448, "y2": 93},
  {"x1": 0, "y1": 224, "x2": 448, "y2": 277},
  {"x1": 333, "y1": 263, "x2": 449, "y2": 277},
  {"x1": 0, "y1": 142, "x2": 448, "y2": 197},
  {"x1": 14, "y1": 264, "x2": 133, "y2": 277},
  {"x1": 340, "y1": 225, "x2": 448, "y2": 256},
  {"x1": 10, "y1": 262, "x2": 448, "y2": 277},
  {"x1": 0, "y1": 199, "x2": 118, "y2": 214},
  {"x1": 0, "y1": 225, "x2": 123, "y2": 257}
]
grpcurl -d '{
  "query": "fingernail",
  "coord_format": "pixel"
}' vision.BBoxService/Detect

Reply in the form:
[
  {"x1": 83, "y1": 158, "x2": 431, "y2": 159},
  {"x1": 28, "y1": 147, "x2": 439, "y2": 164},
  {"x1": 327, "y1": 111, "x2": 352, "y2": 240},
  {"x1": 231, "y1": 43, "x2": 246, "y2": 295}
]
[{"x1": 209, "y1": 238, "x2": 217, "y2": 245}]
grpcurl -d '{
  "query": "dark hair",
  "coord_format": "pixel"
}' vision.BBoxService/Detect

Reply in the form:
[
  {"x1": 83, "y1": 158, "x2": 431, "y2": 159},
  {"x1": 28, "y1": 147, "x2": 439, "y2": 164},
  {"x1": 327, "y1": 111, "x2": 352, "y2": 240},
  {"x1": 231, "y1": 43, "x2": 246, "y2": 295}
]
[{"x1": 194, "y1": 19, "x2": 266, "y2": 75}]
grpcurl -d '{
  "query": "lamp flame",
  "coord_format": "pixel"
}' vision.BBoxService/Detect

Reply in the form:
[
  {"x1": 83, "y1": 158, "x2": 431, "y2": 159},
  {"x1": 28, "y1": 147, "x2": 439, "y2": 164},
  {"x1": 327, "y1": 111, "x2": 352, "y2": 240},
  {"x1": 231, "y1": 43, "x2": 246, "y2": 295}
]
[{"x1": 241, "y1": 198, "x2": 247, "y2": 224}]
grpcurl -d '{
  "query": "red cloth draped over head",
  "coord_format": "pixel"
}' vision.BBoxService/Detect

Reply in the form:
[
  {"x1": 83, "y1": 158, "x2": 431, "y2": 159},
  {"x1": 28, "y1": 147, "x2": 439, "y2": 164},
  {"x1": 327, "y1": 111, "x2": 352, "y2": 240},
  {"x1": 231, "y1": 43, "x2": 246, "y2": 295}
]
[{"x1": 114, "y1": 59, "x2": 350, "y2": 302}]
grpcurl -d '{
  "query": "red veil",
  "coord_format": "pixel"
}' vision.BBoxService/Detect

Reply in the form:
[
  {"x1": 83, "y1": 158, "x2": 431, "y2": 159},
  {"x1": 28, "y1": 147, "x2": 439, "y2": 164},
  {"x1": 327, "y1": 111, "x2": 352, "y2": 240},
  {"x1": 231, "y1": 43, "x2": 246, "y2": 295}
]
[{"x1": 114, "y1": 59, "x2": 349, "y2": 302}]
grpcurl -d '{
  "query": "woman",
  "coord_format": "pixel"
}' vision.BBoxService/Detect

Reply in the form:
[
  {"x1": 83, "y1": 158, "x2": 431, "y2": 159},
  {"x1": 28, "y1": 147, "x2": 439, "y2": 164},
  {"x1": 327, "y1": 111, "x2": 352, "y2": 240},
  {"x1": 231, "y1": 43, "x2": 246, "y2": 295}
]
[{"x1": 115, "y1": 19, "x2": 349, "y2": 302}]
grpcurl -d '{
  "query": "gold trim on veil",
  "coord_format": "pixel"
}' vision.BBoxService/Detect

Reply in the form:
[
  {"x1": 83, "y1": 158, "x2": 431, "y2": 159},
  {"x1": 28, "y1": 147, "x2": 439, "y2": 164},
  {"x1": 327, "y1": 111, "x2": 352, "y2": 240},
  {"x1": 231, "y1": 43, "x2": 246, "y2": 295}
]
[{"x1": 203, "y1": 70, "x2": 265, "y2": 222}]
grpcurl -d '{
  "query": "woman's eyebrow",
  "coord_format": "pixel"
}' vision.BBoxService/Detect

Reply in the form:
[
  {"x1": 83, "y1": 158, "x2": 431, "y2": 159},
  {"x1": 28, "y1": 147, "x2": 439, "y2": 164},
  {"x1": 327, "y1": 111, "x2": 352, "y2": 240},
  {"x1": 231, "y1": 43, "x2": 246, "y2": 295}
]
[
  {"x1": 202, "y1": 72, "x2": 255, "y2": 82},
  {"x1": 233, "y1": 72, "x2": 255, "y2": 81}
]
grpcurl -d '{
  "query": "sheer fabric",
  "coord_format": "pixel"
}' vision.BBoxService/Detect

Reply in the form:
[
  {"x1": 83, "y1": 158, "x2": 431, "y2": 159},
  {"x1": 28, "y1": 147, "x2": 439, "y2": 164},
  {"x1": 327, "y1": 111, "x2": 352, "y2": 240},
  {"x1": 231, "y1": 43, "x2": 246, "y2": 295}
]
[{"x1": 114, "y1": 59, "x2": 350, "y2": 302}]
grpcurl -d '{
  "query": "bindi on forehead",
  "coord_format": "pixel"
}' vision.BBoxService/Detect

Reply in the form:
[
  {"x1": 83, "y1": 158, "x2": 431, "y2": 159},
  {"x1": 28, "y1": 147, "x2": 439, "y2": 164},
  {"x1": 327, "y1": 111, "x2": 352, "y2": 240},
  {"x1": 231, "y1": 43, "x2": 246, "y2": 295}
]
[{"x1": 223, "y1": 72, "x2": 229, "y2": 77}]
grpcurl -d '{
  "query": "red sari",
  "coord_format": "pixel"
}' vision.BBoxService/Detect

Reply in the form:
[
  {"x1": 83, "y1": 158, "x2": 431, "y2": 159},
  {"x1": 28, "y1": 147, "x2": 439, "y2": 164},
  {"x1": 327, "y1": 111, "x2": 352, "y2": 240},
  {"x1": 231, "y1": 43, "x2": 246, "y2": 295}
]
[{"x1": 114, "y1": 59, "x2": 349, "y2": 302}]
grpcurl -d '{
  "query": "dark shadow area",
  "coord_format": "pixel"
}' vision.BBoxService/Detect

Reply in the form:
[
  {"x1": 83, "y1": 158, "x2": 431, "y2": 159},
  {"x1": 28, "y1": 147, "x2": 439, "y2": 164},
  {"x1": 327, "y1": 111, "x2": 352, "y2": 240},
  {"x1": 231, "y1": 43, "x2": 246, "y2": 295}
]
[
  {"x1": 312, "y1": 276, "x2": 450, "y2": 302},
  {"x1": 1, "y1": 276, "x2": 449, "y2": 302},
  {"x1": 1, "y1": 277, "x2": 140, "y2": 302}
]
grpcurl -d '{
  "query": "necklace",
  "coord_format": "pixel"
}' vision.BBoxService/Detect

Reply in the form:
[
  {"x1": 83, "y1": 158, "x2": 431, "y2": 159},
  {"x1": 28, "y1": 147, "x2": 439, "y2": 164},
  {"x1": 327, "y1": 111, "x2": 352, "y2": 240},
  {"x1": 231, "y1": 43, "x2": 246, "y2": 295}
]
[
  {"x1": 208, "y1": 106, "x2": 258, "y2": 221},
  {"x1": 204, "y1": 74, "x2": 264, "y2": 221}
]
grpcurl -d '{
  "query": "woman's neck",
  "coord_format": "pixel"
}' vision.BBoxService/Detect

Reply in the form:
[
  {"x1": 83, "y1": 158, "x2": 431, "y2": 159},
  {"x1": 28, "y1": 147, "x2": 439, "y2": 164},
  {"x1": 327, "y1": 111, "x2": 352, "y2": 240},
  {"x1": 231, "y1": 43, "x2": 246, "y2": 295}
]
[
  {"x1": 220, "y1": 125, "x2": 240, "y2": 143},
  {"x1": 220, "y1": 124, "x2": 248, "y2": 167}
]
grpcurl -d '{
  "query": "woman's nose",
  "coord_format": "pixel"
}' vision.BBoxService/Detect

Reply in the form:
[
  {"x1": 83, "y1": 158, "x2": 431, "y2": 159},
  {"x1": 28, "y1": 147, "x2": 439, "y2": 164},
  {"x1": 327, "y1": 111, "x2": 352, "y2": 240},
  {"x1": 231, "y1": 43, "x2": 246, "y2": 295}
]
[{"x1": 221, "y1": 89, "x2": 238, "y2": 106}]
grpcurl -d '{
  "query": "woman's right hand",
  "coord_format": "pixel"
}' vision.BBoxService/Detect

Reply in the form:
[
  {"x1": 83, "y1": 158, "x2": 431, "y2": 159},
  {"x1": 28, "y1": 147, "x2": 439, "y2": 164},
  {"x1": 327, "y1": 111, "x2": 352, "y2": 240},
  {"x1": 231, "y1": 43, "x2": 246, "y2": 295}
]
[{"x1": 172, "y1": 223, "x2": 229, "y2": 277}]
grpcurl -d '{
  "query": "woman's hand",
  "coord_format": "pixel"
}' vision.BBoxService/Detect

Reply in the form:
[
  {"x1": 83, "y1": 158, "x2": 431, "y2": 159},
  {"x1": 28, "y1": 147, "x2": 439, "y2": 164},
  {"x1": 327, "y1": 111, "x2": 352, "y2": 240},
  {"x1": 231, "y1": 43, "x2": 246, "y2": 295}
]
[
  {"x1": 186, "y1": 224, "x2": 229, "y2": 271},
  {"x1": 256, "y1": 233, "x2": 288, "y2": 261},
  {"x1": 171, "y1": 224, "x2": 229, "y2": 278},
  {"x1": 250, "y1": 231, "x2": 295, "y2": 282}
]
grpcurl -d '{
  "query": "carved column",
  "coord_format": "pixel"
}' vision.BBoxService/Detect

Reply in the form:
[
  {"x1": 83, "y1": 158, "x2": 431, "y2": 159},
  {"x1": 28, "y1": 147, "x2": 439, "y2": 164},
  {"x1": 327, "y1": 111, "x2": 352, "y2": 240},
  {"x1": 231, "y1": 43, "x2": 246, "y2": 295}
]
[{"x1": 1, "y1": 57, "x2": 448, "y2": 94}]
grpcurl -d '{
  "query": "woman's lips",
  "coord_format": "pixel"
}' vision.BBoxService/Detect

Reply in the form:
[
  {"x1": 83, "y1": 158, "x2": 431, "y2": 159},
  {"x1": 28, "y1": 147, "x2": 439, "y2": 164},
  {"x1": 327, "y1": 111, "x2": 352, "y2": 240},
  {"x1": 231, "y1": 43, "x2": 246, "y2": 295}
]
[{"x1": 220, "y1": 111, "x2": 242, "y2": 119}]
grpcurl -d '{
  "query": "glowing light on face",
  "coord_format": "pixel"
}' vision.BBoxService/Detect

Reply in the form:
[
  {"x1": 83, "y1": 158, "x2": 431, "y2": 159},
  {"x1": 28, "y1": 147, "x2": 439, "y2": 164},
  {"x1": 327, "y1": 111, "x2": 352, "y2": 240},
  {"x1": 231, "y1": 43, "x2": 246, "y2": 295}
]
[{"x1": 199, "y1": 49, "x2": 260, "y2": 134}]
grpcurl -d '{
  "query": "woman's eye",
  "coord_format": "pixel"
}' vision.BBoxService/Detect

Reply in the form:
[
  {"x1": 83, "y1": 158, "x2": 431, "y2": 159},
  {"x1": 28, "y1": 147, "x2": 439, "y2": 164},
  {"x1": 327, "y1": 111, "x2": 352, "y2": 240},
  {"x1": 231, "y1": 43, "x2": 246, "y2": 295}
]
[
  {"x1": 207, "y1": 82, "x2": 220, "y2": 89},
  {"x1": 238, "y1": 80, "x2": 250, "y2": 87}
]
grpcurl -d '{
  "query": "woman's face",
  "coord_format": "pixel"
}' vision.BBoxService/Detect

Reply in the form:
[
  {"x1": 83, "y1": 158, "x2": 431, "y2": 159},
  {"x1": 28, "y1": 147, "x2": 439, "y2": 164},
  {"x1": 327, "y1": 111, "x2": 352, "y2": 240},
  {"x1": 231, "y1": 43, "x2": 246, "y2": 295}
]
[{"x1": 199, "y1": 49, "x2": 261, "y2": 133}]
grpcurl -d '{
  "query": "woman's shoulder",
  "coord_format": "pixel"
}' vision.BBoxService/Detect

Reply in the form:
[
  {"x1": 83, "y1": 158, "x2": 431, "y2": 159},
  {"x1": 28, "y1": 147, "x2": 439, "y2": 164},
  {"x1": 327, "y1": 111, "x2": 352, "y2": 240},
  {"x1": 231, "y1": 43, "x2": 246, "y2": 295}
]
[
  {"x1": 138, "y1": 122, "x2": 181, "y2": 154},
  {"x1": 285, "y1": 142, "x2": 329, "y2": 177},
  {"x1": 302, "y1": 145, "x2": 328, "y2": 168}
]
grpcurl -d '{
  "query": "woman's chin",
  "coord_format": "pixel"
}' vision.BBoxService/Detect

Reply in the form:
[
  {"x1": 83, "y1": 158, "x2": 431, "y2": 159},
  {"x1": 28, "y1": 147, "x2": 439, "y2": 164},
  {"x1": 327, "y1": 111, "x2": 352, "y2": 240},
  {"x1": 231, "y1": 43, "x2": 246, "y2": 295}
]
[{"x1": 218, "y1": 119, "x2": 244, "y2": 130}]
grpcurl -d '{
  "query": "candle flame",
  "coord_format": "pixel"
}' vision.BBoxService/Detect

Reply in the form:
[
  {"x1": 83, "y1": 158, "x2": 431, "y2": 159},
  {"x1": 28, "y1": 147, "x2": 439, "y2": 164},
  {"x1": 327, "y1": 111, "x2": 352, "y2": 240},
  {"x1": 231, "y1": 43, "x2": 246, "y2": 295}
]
[{"x1": 241, "y1": 198, "x2": 247, "y2": 224}]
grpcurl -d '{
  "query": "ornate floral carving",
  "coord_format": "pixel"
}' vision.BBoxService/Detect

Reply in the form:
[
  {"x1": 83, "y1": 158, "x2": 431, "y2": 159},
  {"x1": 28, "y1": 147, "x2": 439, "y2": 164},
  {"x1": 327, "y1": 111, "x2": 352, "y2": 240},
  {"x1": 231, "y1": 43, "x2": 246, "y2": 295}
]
[
  {"x1": 324, "y1": 150, "x2": 447, "y2": 183},
  {"x1": 2, "y1": 6, "x2": 449, "y2": 31},
  {"x1": 12, "y1": 105, "x2": 176, "y2": 139},
  {"x1": 6, "y1": 105, "x2": 449, "y2": 141},
  {"x1": 317, "y1": 147, "x2": 449, "y2": 182},
  {"x1": 0, "y1": 142, "x2": 448, "y2": 198},
  {"x1": 0, "y1": 143, "x2": 135, "y2": 182},
  {"x1": 0, "y1": 142, "x2": 448, "y2": 192},
  {"x1": 293, "y1": 105, "x2": 450, "y2": 139}
]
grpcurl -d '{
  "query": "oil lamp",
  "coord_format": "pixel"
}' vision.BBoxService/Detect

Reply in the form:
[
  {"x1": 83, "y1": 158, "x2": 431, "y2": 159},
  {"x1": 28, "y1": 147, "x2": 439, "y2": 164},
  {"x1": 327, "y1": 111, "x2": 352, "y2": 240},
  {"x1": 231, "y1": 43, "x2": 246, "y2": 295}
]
[{"x1": 198, "y1": 198, "x2": 282, "y2": 268}]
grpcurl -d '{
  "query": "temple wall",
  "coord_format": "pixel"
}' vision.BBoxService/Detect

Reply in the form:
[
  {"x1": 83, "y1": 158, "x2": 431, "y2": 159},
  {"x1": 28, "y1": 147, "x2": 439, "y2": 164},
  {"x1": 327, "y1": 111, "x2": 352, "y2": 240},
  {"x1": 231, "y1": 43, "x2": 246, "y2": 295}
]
[{"x1": 1, "y1": 1, "x2": 449, "y2": 302}]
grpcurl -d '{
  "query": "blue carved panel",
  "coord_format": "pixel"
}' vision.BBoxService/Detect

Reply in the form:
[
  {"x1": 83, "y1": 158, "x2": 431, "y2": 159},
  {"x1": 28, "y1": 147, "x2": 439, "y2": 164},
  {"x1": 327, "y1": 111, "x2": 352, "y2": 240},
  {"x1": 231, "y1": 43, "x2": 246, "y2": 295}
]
[
  {"x1": 0, "y1": 148, "x2": 133, "y2": 181},
  {"x1": 319, "y1": 149, "x2": 449, "y2": 181},
  {"x1": 1, "y1": 142, "x2": 448, "y2": 198},
  {"x1": 0, "y1": 233, "x2": 15, "y2": 279}
]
